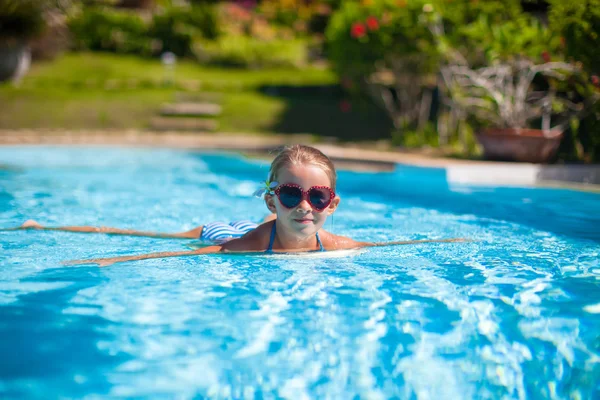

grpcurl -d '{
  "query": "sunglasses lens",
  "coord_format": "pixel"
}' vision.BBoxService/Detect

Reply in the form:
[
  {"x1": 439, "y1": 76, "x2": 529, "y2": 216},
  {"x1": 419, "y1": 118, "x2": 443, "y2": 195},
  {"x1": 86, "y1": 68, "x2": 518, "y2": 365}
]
[
  {"x1": 308, "y1": 188, "x2": 331, "y2": 210},
  {"x1": 278, "y1": 185, "x2": 302, "y2": 208}
]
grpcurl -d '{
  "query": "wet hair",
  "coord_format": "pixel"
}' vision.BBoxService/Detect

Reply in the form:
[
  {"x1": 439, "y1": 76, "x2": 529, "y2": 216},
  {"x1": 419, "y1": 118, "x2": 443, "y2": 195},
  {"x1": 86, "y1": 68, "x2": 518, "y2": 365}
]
[{"x1": 268, "y1": 144, "x2": 337, "y2": 190}]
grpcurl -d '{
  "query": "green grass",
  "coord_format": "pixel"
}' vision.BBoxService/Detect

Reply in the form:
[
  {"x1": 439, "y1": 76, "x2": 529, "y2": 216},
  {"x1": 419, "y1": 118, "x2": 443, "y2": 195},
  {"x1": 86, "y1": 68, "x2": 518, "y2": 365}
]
[
  {"x1": 18, "y1": 52, "x2": 337, "y2": 90},
  {"x1": 0, "y1": 52, "x2": 393, "y2": 140},
  {"x1": 0, "y1": 87, "x2": 173, "y2": 130}
]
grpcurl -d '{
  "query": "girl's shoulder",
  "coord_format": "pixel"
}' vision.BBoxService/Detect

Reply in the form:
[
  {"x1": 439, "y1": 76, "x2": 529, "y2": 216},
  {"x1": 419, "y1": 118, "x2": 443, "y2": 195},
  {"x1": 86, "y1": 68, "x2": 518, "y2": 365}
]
[
  {"x1": 318, "y1": 229, "x2": 372, "y2": 251},
  {"x1": 220, "y1": 221, "x2": 273, "y2": 252}
]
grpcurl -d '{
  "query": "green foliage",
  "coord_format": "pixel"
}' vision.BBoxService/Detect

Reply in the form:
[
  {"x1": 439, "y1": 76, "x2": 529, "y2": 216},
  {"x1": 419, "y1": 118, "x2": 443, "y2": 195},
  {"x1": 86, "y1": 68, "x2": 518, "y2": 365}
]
[
  {"x1": 149, "y1": 5, "x2": 218, "y2": 56},
  {"x1": 391, "y1": 122, "x2": 438, "y2": 148},
  {"x1": 429, "y1": 0, "x2": 562, "y2": 67},
  {"x1": 194, "y1": 36, "x2": 308, "y2": 69},
  {"x1": 547, "y1": 0, "x2": 600, "y2": 163},
  {"x1": 577, "y1": 104, "x2": 600, "y2": 161},
  {"x1": 0, "y1": 0, "x2": 46, "y2": 41},
  {"x1": 68, "y1": 4, "x2": 219, "y2": 57},
  {"x1": 556, "y1": 104, "x2": 600, "y2": 163},
  {"x1": 68, "y1": 7, "x2": 151, "y2": 54},
  {"x1": 148, "y1": 9, "x2": 191, "y2": 56},
  {"x1": 438, "y1": 0, "x2": 522, "y2": 24},
  {"x1": 458, "y1": 14, "x2": 561, "y2": 65},
  {"x1": 548, "y1": 0, "x2": 600, "y2": 74},
  {"x1": 436, "y1": 0, "x2": 522, "y2": 41}
]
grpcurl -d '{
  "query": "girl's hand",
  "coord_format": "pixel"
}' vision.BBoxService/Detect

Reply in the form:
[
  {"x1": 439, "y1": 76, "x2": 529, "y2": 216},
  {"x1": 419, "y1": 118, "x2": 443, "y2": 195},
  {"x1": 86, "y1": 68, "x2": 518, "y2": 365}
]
[
  {"x1": 20, "y1": 220, "x2": 43, "y2": 229},
  {"x1": 63, "y1": 257, "x2": 118, "y2": 267}
]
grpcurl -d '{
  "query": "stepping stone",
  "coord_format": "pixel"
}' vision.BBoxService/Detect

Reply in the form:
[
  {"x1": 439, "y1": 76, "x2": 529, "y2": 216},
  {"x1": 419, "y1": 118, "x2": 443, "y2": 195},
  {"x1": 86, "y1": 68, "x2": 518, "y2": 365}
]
[
  {"x1": 174, "y1": 92, "x2": 223, "y2": 103},
  {"x1": 160, "y1": 102, "x2": 222, "y2": 117},
  {"x1": 150, "y1": 117, "x2": 218, "y2": 132}
]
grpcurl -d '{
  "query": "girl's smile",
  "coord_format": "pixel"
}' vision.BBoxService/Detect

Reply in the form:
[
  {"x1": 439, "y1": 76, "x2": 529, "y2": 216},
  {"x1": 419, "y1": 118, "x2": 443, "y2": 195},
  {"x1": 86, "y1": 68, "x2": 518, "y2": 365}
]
[{"x1": 294, "y1": 218, "x2": 314, "y2": 224}]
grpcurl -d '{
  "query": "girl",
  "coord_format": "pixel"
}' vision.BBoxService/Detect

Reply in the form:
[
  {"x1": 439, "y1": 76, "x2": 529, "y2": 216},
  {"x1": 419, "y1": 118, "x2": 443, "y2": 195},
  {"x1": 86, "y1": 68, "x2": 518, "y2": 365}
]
[{"x1": 14, "y1": 145, "x2": 466, "y2": 266}]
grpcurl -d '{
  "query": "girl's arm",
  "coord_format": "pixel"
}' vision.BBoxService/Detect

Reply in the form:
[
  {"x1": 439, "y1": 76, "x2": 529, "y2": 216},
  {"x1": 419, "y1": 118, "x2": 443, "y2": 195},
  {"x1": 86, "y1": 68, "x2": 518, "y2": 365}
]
[
  {"x1": 64, "y1": 245, "x2": 223, "y2": 267},
  {"x1": 324, "y1": 234, "x2": 471, "y2": 250},
  {"x1": 5, "y1": 220, "x2": 203, "y2": 239}
]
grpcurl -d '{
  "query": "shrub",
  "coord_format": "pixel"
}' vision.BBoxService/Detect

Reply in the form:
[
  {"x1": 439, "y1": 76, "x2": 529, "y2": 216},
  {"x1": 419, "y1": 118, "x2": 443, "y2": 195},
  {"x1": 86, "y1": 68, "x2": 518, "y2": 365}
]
[
  {"x1": 326, "y1": 0, "x2": 439, "y2": 81},
  {"x1": 452, "y1": 13, "x2": 561, "y2": 66},
  {"x1": 68, "y1": 4, "x2": 218, "y2": 57},
  {"x1": 548, "y1": 0, "x2": 600, "y2": 162},
  {"x1": 68, "y1": 7, "x2": 152, "y2": 54},
  {"x1": 435, "y1": 0, "x2": 523, "y2": 64},
  {"x1": 548, "y1": 0, "x2": 600, "y2": 74},
  {"x1": 149, "y1": 5, "x2": 218, "y2": 56}
]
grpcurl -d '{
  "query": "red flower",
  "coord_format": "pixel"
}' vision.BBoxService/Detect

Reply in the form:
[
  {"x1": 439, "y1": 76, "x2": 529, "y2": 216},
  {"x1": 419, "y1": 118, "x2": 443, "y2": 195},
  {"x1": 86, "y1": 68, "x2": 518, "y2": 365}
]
[
  {"x1": 339, "y1": 100, "x2": 352, "y2": 113},
  {"x1": 351, "y1": 22, "x2": 367, "y2": 39},
  {"x1": 366, "y1": 16, "x2": 379, "y2": 31},
  {"x1": 541, "y1": 51, "x2": 551, "y2": 63},
  {"x1": 592, "y1": 75, "x2": 600, "y2": 87}
]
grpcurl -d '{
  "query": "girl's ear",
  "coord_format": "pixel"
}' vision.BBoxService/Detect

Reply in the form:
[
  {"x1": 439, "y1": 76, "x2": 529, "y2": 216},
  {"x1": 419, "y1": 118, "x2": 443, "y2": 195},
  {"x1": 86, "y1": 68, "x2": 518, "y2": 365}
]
[
  {"x1": 327, "y1": 195, "x2": 340, "y2": 215},
  {"x1": 265, "y1": 194, "x2": 277, "y2": 213}
]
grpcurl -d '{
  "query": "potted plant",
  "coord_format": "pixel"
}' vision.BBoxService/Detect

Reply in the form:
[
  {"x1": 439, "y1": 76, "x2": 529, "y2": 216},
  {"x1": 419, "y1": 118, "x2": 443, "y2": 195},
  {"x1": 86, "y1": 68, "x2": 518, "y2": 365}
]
[
  {"x1": 0, "y1": 0, "x2": 46, "y2": 83},
  {"x1": 440, "y1": 59, "x2": 582, "y2": 163},
  {"x1": 439, "y1": 14, "x2": 586, "y2": 163}
]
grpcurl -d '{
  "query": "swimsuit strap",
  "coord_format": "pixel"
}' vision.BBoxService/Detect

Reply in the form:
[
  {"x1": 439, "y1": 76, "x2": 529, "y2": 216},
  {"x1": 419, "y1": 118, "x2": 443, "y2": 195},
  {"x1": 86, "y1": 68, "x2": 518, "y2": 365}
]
[
  {"x1": 266, "y1": 222, "x2": 277, "y2": 253},
  {"x1": 316, "y1": 231, "x2": 325, "y2": 252},
  {"x1": 266, "y1": 222, "x2": 325, "y2": 253}
]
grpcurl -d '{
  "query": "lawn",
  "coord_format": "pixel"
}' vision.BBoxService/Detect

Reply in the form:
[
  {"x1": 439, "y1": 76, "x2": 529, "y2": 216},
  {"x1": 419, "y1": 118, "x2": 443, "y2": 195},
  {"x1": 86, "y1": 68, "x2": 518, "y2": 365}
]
[{"x1": 0, "y1": 53, "x2": 393, "y2": 141}]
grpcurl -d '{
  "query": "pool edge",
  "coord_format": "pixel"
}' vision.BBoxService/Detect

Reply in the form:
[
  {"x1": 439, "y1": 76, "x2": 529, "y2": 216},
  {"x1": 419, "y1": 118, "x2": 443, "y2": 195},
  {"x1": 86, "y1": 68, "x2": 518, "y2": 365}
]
[{"x1": 1, "y1": 129, "x2": 599, "y2": 191}]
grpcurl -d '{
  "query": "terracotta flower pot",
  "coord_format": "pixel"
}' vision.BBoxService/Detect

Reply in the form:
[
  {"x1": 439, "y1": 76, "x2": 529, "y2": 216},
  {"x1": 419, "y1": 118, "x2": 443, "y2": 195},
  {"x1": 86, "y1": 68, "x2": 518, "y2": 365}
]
[{"x1": 476, "y1": 128, "x2": 563, "y2": 163}]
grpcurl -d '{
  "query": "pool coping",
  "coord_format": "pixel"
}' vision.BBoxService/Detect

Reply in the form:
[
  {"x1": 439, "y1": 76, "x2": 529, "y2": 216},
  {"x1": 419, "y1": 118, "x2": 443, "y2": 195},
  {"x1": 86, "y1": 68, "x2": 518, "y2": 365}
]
[{"x1": 1, "y1": 129, "x2": 599, "y2": 192}]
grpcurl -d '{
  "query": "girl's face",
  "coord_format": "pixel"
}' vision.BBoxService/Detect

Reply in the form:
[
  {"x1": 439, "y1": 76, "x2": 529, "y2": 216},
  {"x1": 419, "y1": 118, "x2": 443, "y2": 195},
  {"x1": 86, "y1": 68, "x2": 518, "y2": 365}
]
[{"x1": 266, "y1": 164, "x2": 339, "y2": 238}]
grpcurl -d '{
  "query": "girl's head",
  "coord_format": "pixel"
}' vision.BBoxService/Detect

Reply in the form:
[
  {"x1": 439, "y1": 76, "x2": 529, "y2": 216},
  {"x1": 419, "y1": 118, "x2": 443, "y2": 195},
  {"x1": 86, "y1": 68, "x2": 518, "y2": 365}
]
[
  {"x1": 265, "y1": 144, "x2": 340, "y2": 237},
  {"x1": 268, "y1": 144, "x2": 337, "y2": 191}
]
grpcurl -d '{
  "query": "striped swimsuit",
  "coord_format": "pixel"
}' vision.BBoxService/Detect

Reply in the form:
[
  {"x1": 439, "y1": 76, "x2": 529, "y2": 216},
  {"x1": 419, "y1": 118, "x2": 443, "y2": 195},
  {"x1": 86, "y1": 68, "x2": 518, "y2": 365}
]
[{"x1": 199, "y1": 220, "x2": 258, "y2": 243}]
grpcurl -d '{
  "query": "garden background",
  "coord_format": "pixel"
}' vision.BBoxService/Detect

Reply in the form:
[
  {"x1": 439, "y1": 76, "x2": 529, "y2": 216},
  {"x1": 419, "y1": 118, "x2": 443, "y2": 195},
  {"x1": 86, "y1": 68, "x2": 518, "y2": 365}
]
[{"x1": 1, "y1": 0, "x2": 598, "y2": 163}]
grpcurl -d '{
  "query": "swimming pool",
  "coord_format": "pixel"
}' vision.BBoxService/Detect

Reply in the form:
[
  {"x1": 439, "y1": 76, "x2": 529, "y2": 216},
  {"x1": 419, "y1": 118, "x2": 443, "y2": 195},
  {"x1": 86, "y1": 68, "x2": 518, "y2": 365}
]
[{"x1": 1, "y1": 146, "x2": 599, "y2": 399}]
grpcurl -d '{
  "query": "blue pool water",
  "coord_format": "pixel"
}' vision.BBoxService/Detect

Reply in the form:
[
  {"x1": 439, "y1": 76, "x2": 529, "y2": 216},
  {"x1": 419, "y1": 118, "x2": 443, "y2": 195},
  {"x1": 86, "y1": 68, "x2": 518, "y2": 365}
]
[{"x1": 0, "y1": 146, "x2": 599, "y2": 399}]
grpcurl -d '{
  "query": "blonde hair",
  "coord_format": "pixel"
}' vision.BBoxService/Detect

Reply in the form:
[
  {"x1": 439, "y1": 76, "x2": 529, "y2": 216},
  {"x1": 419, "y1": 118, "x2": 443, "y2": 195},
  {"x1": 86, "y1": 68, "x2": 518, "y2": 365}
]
[{"x1": 269, "y1": 144, "x2": 337, "y2": 190}]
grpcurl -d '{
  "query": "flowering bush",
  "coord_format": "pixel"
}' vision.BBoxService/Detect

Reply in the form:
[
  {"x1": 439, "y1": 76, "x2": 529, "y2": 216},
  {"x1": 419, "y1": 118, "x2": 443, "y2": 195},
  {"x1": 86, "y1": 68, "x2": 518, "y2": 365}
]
[
  {"x1": 326, "y1": 0, "x2": 439, "y2": 81},
  {"x1": 326, "y1": 0, "x2": 442, "y2": 132}
]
